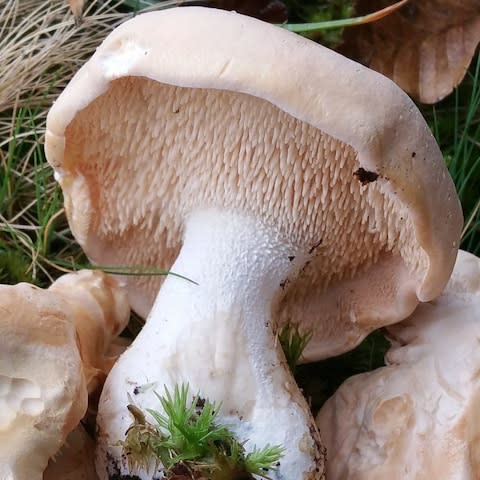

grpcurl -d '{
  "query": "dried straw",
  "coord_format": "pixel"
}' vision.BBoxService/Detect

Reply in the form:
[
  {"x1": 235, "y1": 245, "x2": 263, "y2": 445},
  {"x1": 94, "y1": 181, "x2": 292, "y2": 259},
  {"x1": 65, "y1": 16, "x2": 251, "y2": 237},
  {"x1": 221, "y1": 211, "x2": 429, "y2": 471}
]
[
  {"x1": 0, "y1": 0, "x2": 185, "y2": 143},
  {"x1": 0, "y1": 0, "x2": 184, "y2": 284}
]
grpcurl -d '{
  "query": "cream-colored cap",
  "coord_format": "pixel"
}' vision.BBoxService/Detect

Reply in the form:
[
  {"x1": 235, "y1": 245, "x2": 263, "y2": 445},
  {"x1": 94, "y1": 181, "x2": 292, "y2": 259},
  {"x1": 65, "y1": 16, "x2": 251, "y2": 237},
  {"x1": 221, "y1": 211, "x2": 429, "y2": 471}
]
[
  {"x1": 0, "y1": 270, "x2": 129, "y2": 480},
  {"x1": 316, "y1": 249, "x2": 480, "y2": 479},
  {"x1": 45, "y1": 6, "x2": 462, "y2": 360}
]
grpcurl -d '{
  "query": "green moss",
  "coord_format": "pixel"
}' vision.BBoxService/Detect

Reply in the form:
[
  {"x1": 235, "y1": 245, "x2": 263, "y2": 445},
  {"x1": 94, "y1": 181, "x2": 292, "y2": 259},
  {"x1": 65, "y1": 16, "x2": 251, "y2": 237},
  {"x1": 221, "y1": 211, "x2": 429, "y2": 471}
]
[{"x1": 120, "y1": 384, "x2": 284, "y2": 479}]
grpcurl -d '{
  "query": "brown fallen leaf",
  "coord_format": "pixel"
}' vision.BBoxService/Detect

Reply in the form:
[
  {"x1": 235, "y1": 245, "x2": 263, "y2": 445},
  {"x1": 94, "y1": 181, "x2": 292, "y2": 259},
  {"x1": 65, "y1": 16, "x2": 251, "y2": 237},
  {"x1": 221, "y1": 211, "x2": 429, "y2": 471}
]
[{"x1": 340, "y1": 0, "x2": 480, "y2": 103}]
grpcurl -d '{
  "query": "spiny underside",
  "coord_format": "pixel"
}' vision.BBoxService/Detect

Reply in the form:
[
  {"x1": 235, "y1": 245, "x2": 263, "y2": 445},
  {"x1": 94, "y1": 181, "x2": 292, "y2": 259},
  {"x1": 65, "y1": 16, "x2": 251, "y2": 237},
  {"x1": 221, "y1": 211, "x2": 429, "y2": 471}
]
[{"x1": 63, "y1": 76, "x2": 423, "y2": 309}]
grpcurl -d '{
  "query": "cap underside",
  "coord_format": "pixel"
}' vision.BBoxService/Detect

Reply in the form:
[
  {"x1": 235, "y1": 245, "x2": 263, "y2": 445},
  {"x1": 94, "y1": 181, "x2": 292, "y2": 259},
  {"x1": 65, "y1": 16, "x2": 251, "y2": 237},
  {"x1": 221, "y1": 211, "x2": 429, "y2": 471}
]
[{"x1": 59, "y1": 77, "x2": 425, "y2": 357}]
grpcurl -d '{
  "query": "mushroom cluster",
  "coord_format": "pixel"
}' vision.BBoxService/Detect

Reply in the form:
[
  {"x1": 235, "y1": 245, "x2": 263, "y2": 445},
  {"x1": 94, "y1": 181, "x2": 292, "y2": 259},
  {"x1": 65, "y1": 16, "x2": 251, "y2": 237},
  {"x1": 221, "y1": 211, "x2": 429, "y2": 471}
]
[
  {"x1": 0, "y1": 270, "x2": 129, "y2": 480},
  {"x1": 317, "y1": 249, "x2": 480, "y2": 479},
  {"x1": 44, "y1": 6, "x2": 462, "y2": 480}
]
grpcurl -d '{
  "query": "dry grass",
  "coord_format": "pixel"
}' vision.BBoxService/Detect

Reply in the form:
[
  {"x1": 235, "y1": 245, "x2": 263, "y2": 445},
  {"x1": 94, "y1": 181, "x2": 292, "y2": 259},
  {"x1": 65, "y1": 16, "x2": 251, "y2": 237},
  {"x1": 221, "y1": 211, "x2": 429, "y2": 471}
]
[
  {"x1": 0, "y1": 0, "x2": 186, "y2": 285},
  {"x1": 0, "y1": 0, "x2": 128, "y2": 284},
  {"x1": 0, "y1": 0, "x2": 128, "y2": 113}
]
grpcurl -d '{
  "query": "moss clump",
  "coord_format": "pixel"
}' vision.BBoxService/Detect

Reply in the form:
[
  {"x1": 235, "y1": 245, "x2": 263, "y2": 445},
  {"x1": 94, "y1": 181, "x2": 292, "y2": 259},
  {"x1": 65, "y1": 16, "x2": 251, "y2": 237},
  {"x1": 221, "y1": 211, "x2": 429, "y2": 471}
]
[{"x1": 120, "y1": 384, "x2": 284, "y2": 480}]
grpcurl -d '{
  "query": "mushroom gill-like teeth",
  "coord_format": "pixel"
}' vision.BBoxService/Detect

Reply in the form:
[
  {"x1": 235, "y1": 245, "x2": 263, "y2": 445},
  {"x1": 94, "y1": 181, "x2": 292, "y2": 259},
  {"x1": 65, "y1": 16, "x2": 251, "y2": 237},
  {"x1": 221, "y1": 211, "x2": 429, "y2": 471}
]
[
  {"x1": 0, "y1": 271, "x2": 130, "y2": 480},
  {"x1": 316, "y1": 249, "x2": 480, "y2": 480},
  {"x1": 45, "y1": 7, "x2": 462, "y2": 364}
]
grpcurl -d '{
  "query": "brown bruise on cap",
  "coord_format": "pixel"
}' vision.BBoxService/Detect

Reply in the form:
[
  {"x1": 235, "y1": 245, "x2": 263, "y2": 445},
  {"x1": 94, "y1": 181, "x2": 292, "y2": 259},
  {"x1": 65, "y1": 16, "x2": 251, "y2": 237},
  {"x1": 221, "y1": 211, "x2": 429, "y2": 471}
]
[{"x1": 61, "y1": 77, "x2": 421, "y2": 354}]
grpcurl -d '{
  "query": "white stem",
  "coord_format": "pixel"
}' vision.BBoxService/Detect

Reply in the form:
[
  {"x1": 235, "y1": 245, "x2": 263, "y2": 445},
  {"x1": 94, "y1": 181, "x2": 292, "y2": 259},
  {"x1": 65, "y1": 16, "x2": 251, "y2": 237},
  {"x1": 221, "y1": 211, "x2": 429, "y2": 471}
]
[{"x1": 96, "y1": 209, "x2": 323, "y2": 479}]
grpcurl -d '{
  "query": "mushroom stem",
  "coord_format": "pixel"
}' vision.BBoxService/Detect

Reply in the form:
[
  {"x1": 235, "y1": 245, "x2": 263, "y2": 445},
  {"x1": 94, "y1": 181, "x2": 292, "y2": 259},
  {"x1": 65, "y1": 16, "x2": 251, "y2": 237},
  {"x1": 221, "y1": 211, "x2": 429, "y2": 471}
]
[{"x1": 96, "y1": 209, "x2": 323, "y2": 479}]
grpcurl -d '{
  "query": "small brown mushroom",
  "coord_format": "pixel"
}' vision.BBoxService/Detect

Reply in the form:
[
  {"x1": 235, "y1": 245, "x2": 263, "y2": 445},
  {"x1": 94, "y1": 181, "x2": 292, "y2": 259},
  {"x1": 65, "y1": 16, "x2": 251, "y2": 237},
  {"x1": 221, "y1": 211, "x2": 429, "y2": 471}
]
[
  {"x1": 316, "y1": 249, "x2": 480, "y2": 479},
  {"x1": 0, "y1": 270, "x2": 129, "y2": 480}
]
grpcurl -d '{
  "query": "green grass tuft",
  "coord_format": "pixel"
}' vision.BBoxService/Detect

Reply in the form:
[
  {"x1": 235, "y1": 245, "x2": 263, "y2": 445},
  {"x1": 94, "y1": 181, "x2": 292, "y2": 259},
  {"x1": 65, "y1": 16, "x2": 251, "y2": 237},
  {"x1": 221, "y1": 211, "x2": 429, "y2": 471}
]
[
  {"x1": 244, "y1": 444, "x2": 285, "y2": 477},
  {"x1": 0, "y1": 247, "x2": 32, "y2": 283}
]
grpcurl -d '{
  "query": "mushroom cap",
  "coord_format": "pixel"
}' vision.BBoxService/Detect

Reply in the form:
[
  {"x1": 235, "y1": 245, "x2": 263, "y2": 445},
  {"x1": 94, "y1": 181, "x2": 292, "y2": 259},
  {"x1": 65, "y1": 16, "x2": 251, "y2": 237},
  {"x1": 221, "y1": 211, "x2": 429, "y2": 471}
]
[
  {"x1": 316, "y1": 249, "x2": 480, "y2": 479},
  {"x1": 0, "y1": 282, "x2": 88, "y2": 480},
  {"x1": 45, "y1": 6, "x2": 462, "y2": 360},
  {"x1": 48, "y1": 269, "x2": 130, "y2": 393},
  {"x1": 0, "y1": 270, "x2": 129, "y2": 479}
]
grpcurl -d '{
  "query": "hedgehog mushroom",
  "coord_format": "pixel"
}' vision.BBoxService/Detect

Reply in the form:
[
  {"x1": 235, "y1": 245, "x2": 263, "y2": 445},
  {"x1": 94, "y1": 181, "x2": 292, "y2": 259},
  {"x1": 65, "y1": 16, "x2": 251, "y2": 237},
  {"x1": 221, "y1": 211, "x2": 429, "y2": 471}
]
[
  {"x1": 317, "y1": 249, "x2": 480, "y2": 479},
  {"x1": 0, "y1": 270, "x2": 129, "y2": 480},
  {"x1": 45, "y1": 7, "x2": 461, "y2": 480}
]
